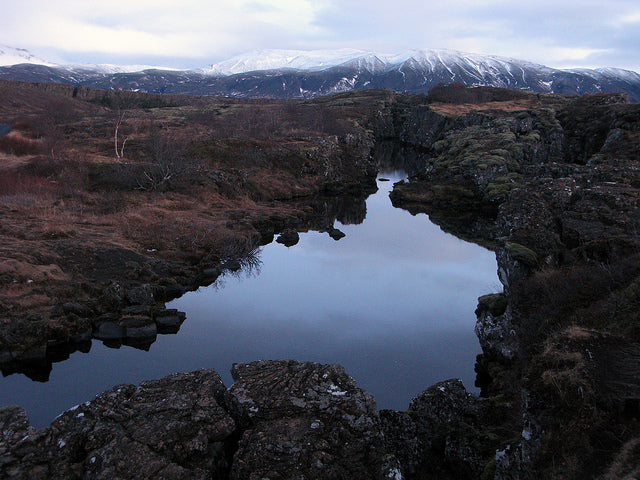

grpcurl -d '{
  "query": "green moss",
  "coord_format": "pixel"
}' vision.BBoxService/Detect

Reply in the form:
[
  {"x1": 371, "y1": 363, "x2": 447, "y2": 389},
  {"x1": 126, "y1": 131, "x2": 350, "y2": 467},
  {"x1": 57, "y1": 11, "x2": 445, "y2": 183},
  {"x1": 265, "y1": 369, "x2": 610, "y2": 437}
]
[
  {"x1": 490, "y1": 148, "x2": 510, "y2": 158},
  {"x1": 506, "y1": 242, "x2": 539, "y2": 268},
  {"x1": 496, "y1": 131, "x2": 516, "y2": 143},
  {"x1": 478, "y1": 293, "x2": 508, "y2": 316},
  {"x1": 480, "y1": 457, "x2": 497, "y2": 480},
  {"x1": 433, "y1": 139, "x2": 449, "y2": 153},
  {"x1": 522, "y1": 131, "x2": 541, "y2": 142},
  {"x1": 483, "y1": 154, "x2": 508, "y2": 166},
  {"x1": 486, "y1": 182, "x2": 514, "y2": 201}
]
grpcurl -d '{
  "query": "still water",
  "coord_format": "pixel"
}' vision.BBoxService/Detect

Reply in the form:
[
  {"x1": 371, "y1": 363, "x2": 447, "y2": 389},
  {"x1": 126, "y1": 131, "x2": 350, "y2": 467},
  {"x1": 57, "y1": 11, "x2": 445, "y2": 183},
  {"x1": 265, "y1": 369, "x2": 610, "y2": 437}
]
[{"x1": 0, "y1": 171, "x2": 497, "y2": 429}]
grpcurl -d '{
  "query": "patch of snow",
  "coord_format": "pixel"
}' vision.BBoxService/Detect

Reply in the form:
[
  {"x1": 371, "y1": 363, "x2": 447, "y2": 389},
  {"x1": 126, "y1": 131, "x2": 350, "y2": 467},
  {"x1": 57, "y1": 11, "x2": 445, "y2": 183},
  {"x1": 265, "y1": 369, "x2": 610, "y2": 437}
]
[
  {"x1": 539, "y1": 80, "x2": 554, "y2": 90},
  {"x1": 327, "y1": 384, "x2": 347, "y2": 396},
  {"x1": 201, "y1": 48, "x2": 372, "y2": 76},
  {"x1": 58, "y1": 439, "x2": 66, "y2": 449},
  {"x1": 0, "y1": 45, "x2": 57, "y2": 67}
]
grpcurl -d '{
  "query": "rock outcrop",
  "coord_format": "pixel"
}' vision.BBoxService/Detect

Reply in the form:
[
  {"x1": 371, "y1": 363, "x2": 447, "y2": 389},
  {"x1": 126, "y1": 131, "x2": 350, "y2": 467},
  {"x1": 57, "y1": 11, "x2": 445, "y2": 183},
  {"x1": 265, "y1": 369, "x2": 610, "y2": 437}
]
[
  {"x1": 0, "y1": 369, "x2": 236, "y2": 479},
  {"x1": 380, "y1": 85, "x2": 640, "y2": 478},
  {"x1": 0, "y1": 360, "x2": 514, "y2": 479},
  {"x1": 228, "y1": 360, "x2": 398, "y2": 479},
  {"x1": 0, "y1": 361, "x2": 435, "y2": 479}
]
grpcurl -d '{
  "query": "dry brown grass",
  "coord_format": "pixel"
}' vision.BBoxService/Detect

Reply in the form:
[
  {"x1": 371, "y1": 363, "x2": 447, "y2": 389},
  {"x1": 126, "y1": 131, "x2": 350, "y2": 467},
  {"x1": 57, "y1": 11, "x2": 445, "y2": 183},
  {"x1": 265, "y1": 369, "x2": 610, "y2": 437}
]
[
  {"x1": 429, "y1": 99, "x2": 535, "y2": 117},
  {"x1": 0, "y1": 80, "x2": 386, "y2": 327}
]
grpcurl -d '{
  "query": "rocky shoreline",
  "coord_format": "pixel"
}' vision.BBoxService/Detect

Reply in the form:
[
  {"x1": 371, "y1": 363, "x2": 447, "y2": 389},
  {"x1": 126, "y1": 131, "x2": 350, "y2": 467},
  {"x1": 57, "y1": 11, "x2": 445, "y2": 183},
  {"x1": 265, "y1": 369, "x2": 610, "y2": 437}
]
[
  {"x1": 0, "y1": 80, "x2": 383, "y2": 380},
  {"x1": 1, "y1": 360, "x2": 505, "y2": 479},
  {"x1": 2, "y1": 83, "x2": 640, "y2": 478},
  {"x1": 382, "y1": 87, "x2": 640, "y2": 478}
]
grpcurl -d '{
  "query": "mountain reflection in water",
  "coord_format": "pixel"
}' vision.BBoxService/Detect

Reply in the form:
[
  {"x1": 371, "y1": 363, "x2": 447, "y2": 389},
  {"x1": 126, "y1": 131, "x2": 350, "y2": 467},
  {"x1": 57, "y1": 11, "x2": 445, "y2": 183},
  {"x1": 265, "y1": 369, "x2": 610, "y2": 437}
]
[{"x1": 0, "y1": 171, "x2": 497, "y2": 428}]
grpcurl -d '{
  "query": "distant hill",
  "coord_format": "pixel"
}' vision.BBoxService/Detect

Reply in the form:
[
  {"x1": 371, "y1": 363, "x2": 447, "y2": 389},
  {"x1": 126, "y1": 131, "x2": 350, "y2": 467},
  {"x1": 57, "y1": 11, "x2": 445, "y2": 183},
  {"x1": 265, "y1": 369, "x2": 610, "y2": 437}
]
[{"x1": 1, "y1": 46, "x2": 639, "y2": 101}]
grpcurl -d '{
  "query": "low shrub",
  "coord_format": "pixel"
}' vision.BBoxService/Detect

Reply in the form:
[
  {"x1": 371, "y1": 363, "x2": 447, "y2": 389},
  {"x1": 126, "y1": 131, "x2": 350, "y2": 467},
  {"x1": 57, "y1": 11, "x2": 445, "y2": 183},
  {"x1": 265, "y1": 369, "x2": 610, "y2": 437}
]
[
  {"x1": 0, "y1": 171, "x2": 60, "y2": 198},
  {"x1": 0, "y1": 134, "x2": 41, "y2": 156}
]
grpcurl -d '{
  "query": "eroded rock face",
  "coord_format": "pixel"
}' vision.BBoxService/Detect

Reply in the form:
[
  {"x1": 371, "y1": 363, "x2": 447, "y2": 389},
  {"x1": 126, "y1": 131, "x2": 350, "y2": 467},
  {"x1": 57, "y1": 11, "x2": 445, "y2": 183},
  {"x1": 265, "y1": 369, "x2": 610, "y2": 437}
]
[
  {"x1": 475, "y1": 305, "x2": 518, "y2": 361},
  {"x1": 380, "y1": 379, "x2": 502, "y2": 480},
  {"x1": 0, "y1": 369, "x2": 236, "y2": 479},
  {"x1": 380, "y1": 86, "x2": 640, "y2": 478},
  {"x1": 3, "y1": 361, "x2": 510, "y2": 479},
  {"x1": 228, "y1": 360, "x2": 396, "y2": 480}
]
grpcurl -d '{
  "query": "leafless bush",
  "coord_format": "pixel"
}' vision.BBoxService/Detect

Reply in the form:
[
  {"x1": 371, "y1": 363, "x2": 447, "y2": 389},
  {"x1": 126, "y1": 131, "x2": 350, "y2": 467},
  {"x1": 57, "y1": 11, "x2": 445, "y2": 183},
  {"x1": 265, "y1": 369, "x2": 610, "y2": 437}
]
[{"x1": 134, "y1": 133, "x2": 191, "y2": 192}]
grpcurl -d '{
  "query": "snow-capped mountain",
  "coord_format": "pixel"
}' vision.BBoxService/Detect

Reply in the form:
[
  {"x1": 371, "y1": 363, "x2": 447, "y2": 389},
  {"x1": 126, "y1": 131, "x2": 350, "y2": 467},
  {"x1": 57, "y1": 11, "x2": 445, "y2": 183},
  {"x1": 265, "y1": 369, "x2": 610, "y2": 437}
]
[
  {"x1": 0, "y1": 45, "x2": 57, "y2": 67},
  {"x1": 202, "y1": 48, "x2": 553, "y2": 78},
  {"x1": 0, "y1": 45, "x2": 170, "y2": 74},
  {"x1": 201, "y1": 48, "x2": 377, "y2": 75},
  {"x1": 1, "y1": 46, "x2": 639, "y2": 102}
]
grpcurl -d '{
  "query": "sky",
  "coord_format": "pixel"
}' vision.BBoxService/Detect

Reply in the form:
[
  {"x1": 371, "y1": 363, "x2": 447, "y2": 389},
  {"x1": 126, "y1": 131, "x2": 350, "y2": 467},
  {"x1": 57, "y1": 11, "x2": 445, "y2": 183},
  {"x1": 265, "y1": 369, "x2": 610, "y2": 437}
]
[{"x1": 1, "y1": 0, "x2": 639, "y2": 72}]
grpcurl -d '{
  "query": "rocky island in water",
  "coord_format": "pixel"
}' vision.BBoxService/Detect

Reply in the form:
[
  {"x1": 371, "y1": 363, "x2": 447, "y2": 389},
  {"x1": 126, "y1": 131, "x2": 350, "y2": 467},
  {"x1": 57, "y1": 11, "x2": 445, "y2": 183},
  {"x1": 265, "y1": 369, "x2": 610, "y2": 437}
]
[{"x1": 0, "y1": 80, "x2": 639, "y2": 479}]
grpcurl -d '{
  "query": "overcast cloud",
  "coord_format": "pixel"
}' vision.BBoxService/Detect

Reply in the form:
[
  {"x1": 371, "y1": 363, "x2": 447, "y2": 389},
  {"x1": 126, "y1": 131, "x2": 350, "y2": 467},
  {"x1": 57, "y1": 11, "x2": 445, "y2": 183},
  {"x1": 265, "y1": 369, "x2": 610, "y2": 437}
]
[{"x1": 1, "y1": 0, "x2": 638, "y2": 71}]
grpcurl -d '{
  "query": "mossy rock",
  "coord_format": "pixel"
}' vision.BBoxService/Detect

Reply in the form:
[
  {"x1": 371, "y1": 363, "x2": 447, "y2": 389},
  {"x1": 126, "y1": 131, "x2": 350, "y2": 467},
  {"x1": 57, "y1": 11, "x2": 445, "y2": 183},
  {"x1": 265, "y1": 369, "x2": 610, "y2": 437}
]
[
  {"x1": 485, "y1": 182, "x2": 514, "y2": 202},
  {"x1": 522, "y1": 131, "x2": 541, "y2": 142},
  {"x1": 506, "y1": 242, "x2": 539, "y2": 268},
  {"x1": 480, "y1": 457, "x2": 497, "y2": 480},
  {"x1": 478, "y1": 293, "x2": 508, "y2": 316}
]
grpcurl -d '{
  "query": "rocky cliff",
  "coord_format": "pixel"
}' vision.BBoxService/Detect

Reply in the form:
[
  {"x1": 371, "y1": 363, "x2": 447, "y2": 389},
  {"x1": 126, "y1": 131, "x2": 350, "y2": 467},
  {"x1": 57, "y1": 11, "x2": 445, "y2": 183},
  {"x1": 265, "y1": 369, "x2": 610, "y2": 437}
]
[
  {"x1": 384, "y1": 85, "x2": 640, "y2": 479},
  {"x1": 1, "y1": 361, "x2": 491, "y2": 479}
]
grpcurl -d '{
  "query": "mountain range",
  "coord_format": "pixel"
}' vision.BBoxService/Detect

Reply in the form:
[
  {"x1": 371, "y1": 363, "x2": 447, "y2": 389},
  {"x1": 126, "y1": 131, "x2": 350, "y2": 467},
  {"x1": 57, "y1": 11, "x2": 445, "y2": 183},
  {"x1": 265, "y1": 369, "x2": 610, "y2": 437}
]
[{"x1": 1, "y1": 45, "x2": 639, "y2": 101}]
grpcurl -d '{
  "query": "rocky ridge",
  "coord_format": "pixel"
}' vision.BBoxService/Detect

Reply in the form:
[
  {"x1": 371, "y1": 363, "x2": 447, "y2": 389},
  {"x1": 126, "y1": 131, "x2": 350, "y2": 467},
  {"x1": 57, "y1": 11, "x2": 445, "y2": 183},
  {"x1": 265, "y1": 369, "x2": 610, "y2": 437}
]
[
  {"x1": 1, "y1": 47, "x2": 640, "y2": 101},
  {"x1": 1, "y1": 360, "x2": 488, "y2": 479},
  {"x1": 384, "y1": 85, "x2": 640, "y2": 478}
]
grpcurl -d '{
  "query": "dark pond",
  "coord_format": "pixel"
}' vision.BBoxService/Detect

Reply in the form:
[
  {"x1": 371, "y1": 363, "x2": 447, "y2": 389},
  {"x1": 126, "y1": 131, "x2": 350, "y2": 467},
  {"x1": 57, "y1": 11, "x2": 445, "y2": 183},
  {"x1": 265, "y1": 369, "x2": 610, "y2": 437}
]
[{"x1": 0, "y1": 171, "x2": 497, "y2": 429}]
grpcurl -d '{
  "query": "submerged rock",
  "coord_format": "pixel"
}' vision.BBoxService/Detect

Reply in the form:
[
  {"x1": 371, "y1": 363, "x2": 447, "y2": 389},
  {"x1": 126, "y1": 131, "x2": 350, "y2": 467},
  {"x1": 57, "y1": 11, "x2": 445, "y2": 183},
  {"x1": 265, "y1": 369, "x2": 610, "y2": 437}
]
[{"x1": 326, "y1": 226, "x2": 346, "y2": 240}]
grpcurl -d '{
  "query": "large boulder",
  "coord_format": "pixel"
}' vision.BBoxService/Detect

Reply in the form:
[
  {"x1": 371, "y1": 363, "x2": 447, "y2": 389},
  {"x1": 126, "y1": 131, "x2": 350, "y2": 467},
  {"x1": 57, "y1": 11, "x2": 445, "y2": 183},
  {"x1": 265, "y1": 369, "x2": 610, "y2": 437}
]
[
  {"x1": 381, "y1": 379, "x2": 502, "y2": 480},
  {"x1": 275, "y1": 228, "x2": 300, "y2": 247},
  {"x1": 228, "y1": 360, "x2": 399, "y2": 480},
  {"x1": 0, "y1": 369, "x2": 237, "y2": 479}
]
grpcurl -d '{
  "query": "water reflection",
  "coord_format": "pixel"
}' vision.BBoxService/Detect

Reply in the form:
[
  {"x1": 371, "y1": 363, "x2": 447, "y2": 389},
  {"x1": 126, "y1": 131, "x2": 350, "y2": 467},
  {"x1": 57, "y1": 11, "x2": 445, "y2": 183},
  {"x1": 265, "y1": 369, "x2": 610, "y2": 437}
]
[
  {"x1": 0, "y1": 171, "x2": 497, "y2": 428},
  {"x1": 170, "y1": 171, "x2": 497, "y2": 410}
]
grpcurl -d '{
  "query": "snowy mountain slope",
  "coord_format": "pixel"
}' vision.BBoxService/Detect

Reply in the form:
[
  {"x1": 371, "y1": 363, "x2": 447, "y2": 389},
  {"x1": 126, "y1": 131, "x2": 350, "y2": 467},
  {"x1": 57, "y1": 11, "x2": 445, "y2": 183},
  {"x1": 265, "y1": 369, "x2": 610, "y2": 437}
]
[
  {"x1": 201, "y1": 48, "x2": 375, "y2": 75},
  {"x1": 202, "y1": 48, "x2": 557, "y2": 77},
  {"x1": 0, "y1": 46, "x2": 639, "y2": 101},
  {"x1": 0, "y1": 45, "x2": 57, "y2": 67}
]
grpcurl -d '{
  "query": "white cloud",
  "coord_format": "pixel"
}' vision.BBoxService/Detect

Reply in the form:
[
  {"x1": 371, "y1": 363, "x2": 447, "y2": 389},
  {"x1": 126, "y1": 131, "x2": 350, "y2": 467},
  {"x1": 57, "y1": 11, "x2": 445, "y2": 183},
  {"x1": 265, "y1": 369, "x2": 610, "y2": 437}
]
[
  {"x1": 0, "y1": 0, "x2": 330, "y2": 60},
  {"x1": 0, "y1": 0, "x2": 638, "y2": 71}
]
